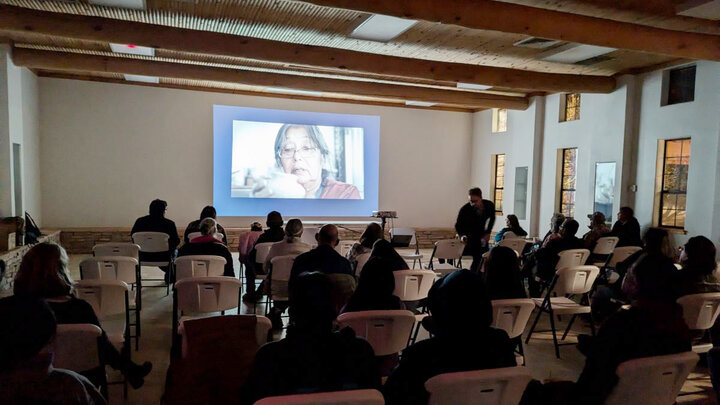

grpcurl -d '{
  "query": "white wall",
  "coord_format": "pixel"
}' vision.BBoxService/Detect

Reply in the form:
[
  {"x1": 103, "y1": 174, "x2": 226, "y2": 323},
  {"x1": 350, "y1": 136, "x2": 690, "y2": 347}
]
[{"x1": 39, "y1": 78, "x2": 472, "y2": 228}]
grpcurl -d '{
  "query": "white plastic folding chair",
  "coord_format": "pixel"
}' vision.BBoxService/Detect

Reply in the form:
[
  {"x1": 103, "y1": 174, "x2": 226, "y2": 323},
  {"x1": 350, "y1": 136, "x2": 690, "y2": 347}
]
[
  {"x1": 253, "y1": 389, "x2": 385, "y2": 405},
  {"x1": 93, "y1": 242, "x2": 140, "y2": 261},
  {"x1": 172, "y1": 276, "x2": 242, "y2": 355},
  {"x1": 536, "y1": 248, "x2": 591, "y2": 295},
  {"x1": 602, "y1": 246, "x2": 642, "y2": 284},
  {"x1": 300, "y1": 227, "x2": 319, "y2": 246},
  {"x1": 498, "y1": 238, "x2": 529, "y2": 256},
  {"x1": 677, "y1": 292, "x2": 720, "y2": 353},
  {"x1": 337, "y1": 310, "x2": 416, "y2": 356},
  {"x1": 394, "y1": 270, "x2": 436, "y2": 343},
  {"x1": 425, "y1": 366, "x2": 533, "y2": 405},
  {"x1": 80, "y1": 256, "x2": 141, "y2": 350},
  {"x1": 427, "y1": 239, "x2": 465, "y2": 276},
  {"x1": 391, "y1": 227, "x2": 423, "y2": 269},
  {"x1": 254, "y1": 242, "x2": 275, "y2": 276},
  {"x1": 603, "y1": 352, "x2": 698, "y2": 405},
  {"x1": 355, "y1": 252, "x2": 372, "y2": 277},
  {"x1": 526, "y1": 265, "x2": 600, "y2": 358},
  {"x1": 132, "y1": 231, "x2": 172, "y2": 295},
  {"x1": 264, "y1": 255, "x2": 295, "y2": 316},
  {"x1": 491, "y1": 298, "x2": 535, "y2": 365},
  {"x1": 174, "y1": 255, "x2": 227, "y2": 281},
  {"x1": 338, "y1": 240, "x2": 356, "y2": 256},
  {"x1": 51, "y1": 324, "x2": 108, "y2": 399}
]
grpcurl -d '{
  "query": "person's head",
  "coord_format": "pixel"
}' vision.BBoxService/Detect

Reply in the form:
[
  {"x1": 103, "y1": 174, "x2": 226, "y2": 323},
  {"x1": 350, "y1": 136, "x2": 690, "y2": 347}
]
[
  {"x1": 356, "y1": 259, "x2": 396, "y2": 298},
  {"x1": 618, "y1": 207, "x2": 634, "y2": 223},
  {"x1": 285, "y1": 218, "x2": 304, "y2": 242},
  {"x1": 14, "y1": 242, "x2": 73, "y2": 298},
  {"x1": 506, "y1": 214, "x2": 521, "y2": 231},
  {"x1": 250, "y1": 221, "x2": 263, "y2": 232},
  {"x1": 199, "y1": 206, "x2": 217, "y2": 220},
  {"x1": 468, "y1": 187, "x2": 483, "y2": 208},
  {"x1": 266, "y1": 211, "x2": 283, "y2": 228},
  {"x1": 149, "y1": 199, "x2": 167, "y2": 218},
  {"x1": 682, "y1": 236, "x2": 717, "y2": 275},
  {"x1": 199, "y1": 217, "x2": 217, "y2": 236},
  {"x1": 560, "y1": 219, "x2": 579, "y2": 238},
  {"x1": 425, "y1": 270, "x2": 492, "y2": 336},
  {"x1": 369, "y1": 239, "x2": 408, "y2": 270},
  {"x1": 0, "y1": 296, "x2": 57, "y2": 372},
  {"x1": 485, "y1": 246, "x2": 523, "y2": 298},
  {"x1": 360, "y1": 223, "x2": 383, "y2": 248},
  {"x1": 289, "y1": 271, "x2": 336, "y2": 333},
  {"x1": 624, "y1": 253, "x2": 677, "y2": 302},
  {"x1": 550, "y1": 213, "x2": 566, "y2": 233},
  {"x1": 642, "y1": 228, "x2": 673, "y2": 257},
  {"x1": 316, "y1": 224, "x2": 339, "y2": 247},
  {"x1": 589, "y1": 212, "x2": 606, "y2": 228},
  {"x1": 274, "y1": 124, "x2": 330, "y2": 191}
]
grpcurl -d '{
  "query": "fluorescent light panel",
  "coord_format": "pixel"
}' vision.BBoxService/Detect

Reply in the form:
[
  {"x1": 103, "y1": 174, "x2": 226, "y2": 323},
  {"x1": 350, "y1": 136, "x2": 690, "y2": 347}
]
[
  {"x1": 405, "y1": 100, "x2": 436, "y2": 107},
  {"x1": 265, "y1": 87, "x2": 323, "y2": 97},
  {"x1": 110, "y1": 43, "x2": 155, "y2": 57},
  {"x1": 350, "y1": 14, "x2": 418, "y2": 42},
  {"x1": 539, "y1": 43, "x2": 615, "y2": 64},
  {"x1": 123, "y1": 74, "x2": 159, "y2": 83},
  {"x1": 88, "y1": 0, "x2": 145, "y2": 10},
  {"x1": 457, "y1": 82, "x2": 493, "y2": 91}
]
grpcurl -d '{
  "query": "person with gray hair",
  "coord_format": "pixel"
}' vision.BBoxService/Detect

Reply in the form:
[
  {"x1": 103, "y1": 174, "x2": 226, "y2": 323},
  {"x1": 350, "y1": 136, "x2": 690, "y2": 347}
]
[{"x1": 177, "y1": 217, "x2": 235, "y2": 277}]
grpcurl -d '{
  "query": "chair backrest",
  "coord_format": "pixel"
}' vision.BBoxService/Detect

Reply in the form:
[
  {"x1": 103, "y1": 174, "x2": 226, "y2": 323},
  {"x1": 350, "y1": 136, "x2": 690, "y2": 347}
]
[
  {"x1": 498, "y1": 238, "x2": 528, "y2": 256},
  {"x1": 255, "y1": 316, "x2": 272, "y2": 346},
  {"x1": 607, "y1": 246, "x2": 642, "y2": 267},
  {"x1": 175, "y1": 276, "x2": 242, "y2": 314},
  {"x1": 255, "y1": 242, "x2": 276, "y2": 266},
  {"x1": 355, "y1": 252, "x2": 372, "y2": 277},
  {"x1": 187, "y1": 231, "x2": 225, "y2": 242},
  {"x1": 491, "y1": 298, "x2": 536, "y2": 339},
  {"x1": 336, "y1": 310, "x2": 415, "y2": 356},
  {"x1": 390, "y1": 227, "x2": 417, "y2": 246},
  {"x1": 174, "y1": 255, "x2": 227, "y2": 281},
  {"x1": 432, "y1": 239, "x2": 465, "y2": 261},
  {"x1": 74, "y1": 279, "x2": 130, "y2": 319},
  {"x1": 253, "y1": 389, "x2": 385, "y2": 405},
  {"x1": 677, "y1": 293, "x2": 720, "y2": 330},
  {"x1": 300, "y1": 227, "x2": 319, "y2": 246},
  {"x1": 603, "y1": 352, "x2": 698, "y2": 405},
  {"x1": 593, "y1": 236, "x2": 619, "y2": 255},
  {"x1": 339, "y1": 240, "x2": 357, "y2": 256},
  {"x1": 553, "y1": 265, "x2": 599, "y2": 295},
  {"x1": 269, "y1": 255, "x2": 295, "y2": 300},
  {"x1": 80, "y1": 256, "x2": 138, "y2": 284},
  {"x1": 51, "y1": 324, "x2": 103, "y2": 372},
  {"x1": 425, "y1": 366, "x2": 533, "y2": 405},
  {"x1": 93, "y1": 242, "x2": 140, "y2": 261},
  {"x1": 555, "y1": 249, "x2": 591, "y2": 270},
  {"x1": 393, "y1": 270, "x2": 435, "y2": 301},
  {"x1": 132, "y1": 231, "x2": 170, "y2": 253}
]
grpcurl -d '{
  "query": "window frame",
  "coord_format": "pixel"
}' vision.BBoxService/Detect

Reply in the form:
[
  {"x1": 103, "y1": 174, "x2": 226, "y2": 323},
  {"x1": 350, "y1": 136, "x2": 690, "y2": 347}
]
[
  {"x1": 492, "y1": 153, "x2": 505, "y2": 215},
  {"x1": 657, "y1": 138, "x2": 690, "y2": 229},
  {"x1": 560, "y1": 93, "x2": 581, "y2": 122},
  {"x1": 558, "y1": 148, "x2": 578, "y2": 218}
]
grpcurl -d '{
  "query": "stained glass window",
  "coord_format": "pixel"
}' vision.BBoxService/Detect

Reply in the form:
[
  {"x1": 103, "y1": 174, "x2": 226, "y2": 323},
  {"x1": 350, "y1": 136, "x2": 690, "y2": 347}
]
[
  {"x1": 492, "y1": 108, "x2": 508, "y2": 133},
  {"x1": 493, "y1": 154, "x2": 505, "y2": 214},
  {"x1": 660, "y1": 139, "x2": 690, "y2": 228},
  {"x1": 563, "y1": 93, "x2": 581, "y2": 122},
  {"x1": 559, "y1": 148, "x2": 577, "y2": 217}
]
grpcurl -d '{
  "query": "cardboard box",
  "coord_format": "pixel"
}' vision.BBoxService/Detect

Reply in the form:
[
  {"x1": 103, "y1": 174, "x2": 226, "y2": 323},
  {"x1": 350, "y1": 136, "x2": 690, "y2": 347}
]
[{"x1": 0, "y1": 228, "x2": 16, "y2": 252}]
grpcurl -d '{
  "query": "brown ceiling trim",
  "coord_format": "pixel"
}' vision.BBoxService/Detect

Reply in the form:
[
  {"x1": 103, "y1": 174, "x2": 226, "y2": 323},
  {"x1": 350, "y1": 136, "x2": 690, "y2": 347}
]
[
  {"x1": 301, "y1": 0, "x2": 720, "y2": 61},
  {"x1": 617, "y1": 58, "x2": 694, "y2": 76},
  {"x1": 0, "y1": 4, "x2": 615, "y2": 93}
]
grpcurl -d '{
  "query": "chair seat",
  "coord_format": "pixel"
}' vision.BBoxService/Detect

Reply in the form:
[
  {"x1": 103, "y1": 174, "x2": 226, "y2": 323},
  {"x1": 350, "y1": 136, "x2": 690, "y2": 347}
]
[
  {"x1": 692, "y1": 343, "x2": 713, "y2": 354},
  {"x1": 592, "y1": 262, "x2": 606, "y2": 267},
  {"x1": 269, "y1": 293, "x2": 289, "y2": 302},
  {"x1": 415, "y1": 313, "x2": 428, "y2": 323},
  {"x1": 400, "y1": 254, "x2": 423, "y2": 260},
  {"x1": 140, "y1": 261, "x2": 170, "y2": 267},
  {"x1": 533, "y1": 297, "x2": 591, "y2": 315},
  {"x1": 101, "y1": 315, "x2": 127, "y2": 348},
  {"x1": 607, "y1": 271, "x2": 620, "y2": 284},
  {"x1": 178, "y1": 314, "x2": 222, "y2": 335},
  {"x1": 515, "y1": 353, "x2": 524, "y2": 366},
  {"x1": 430, "y1": 263, "x2": 457, "y2": 276}
]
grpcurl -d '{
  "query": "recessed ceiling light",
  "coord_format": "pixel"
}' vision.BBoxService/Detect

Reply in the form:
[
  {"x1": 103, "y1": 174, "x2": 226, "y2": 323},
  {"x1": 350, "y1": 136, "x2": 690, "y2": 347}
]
[
  {"x1": 265, "y1": 87, "x2": 323, "y2": 97},
  {"x1": 124, "y1": 74, "x2": 159, "y2": 83},
  {"x1": 405, "y1": 100, "x2": 436, "y2": 107},
  {"x1": 88, "y1": 0, "x2": 145, "y2": 10},
  {"x1": 110, "y1": 43, "x2": 155, "y2": 57},
  {"x1": 457, "y1": 82, "x2": 493, "y2": 91},
  {"x1": 538, "y1": 44, "x2": 616, "y2": 64},
  {"x1": 350, "y1": 14, "x2": 418, "y2": 42}
]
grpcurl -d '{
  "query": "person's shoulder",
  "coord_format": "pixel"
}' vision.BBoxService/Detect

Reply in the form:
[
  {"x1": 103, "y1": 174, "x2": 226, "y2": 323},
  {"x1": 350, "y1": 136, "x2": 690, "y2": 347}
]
[{"x1": 334, "y1": 327, "x2": 375, "y2": 356}]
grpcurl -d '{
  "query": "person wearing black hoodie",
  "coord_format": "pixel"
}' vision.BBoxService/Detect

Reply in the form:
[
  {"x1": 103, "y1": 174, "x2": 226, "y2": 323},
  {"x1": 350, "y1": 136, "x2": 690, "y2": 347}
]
[{"x1": 243, "y1": 211, "x2": 285, "y2": 301}]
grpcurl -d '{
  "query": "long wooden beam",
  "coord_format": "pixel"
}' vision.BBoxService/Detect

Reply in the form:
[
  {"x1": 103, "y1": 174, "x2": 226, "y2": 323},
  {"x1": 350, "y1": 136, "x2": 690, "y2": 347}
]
[
  {"x1": 302, "y1": 0, "x2": 720, "y2": 61},
  {"x1": 12, "y1": 47, "x2": 529, "y2": 110},
  {"x1": 0, "y1": 4, "x2": 615, "y2": 93}
]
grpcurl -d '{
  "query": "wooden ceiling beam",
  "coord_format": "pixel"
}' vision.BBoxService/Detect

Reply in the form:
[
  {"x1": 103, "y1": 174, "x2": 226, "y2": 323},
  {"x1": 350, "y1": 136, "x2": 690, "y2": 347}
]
[
  {"x1": 12, "y1": 47, "x2": 529, "y2": 110},
  {"x1": 0, "y1": 5, "x2": 615, "y2": 93},
  {"x1": 301, "y1": 0, "x2": 720, "y2": 61}
]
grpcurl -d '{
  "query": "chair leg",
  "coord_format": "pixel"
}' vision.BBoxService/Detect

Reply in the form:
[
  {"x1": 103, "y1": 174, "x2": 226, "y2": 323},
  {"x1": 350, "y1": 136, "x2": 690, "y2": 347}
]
[
  {"x1": 525, "y1": 307, "x2": 543, "y2": 344},
  {"x1": 548, "y1": 309, "x2": 560, "y2": 359},
  {"x1": 561, "y1": 314, "x2": 577, "y2": 341}
]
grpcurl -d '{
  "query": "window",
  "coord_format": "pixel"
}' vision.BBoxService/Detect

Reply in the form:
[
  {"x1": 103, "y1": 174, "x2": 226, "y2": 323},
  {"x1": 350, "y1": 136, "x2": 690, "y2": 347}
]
[
  {"x1": 559, "y1": 148, "x2": 577, "y2": 217},
  {"x1": 492, "y1": 154, "x2": 505, "y2": 214},
  {"x1": 514, "y1": 167, "x2": 528, "y2": 220},
  {"x1": 663, "y1": 65, "x2": 696, "y2": 106},
  {"x1": 492, "y1": 108, "x2": 507, "y2": 133},
  {"x1": 560, "y1": 93, "x2": 581, "y2": 122},
  {"x1": 659, "y1": 139, "x2": 690, "y2": 228}
]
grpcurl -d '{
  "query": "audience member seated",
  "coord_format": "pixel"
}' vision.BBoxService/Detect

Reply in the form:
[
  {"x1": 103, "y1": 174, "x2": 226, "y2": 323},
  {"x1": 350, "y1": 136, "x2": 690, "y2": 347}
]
[
  {"x1": 541, "y1": 213, "x2": 566, "y2": 248},
  {"x1": 241, "y1": 272, "x2": 379, "y2": 404},
  {"x1": 183, "y1": 205, "x2": 228, "y2": 245},
  {"x1": 177, "y1": 218, "x2": 235, "y2": 277},
  {"x1": 615, "y1": 228, "x2": 675, "y2": 281},
  {"x1": 610, "y1": 207, "x2": 642, "y2": 247},
  {"x1": 521, "y1": 213, "x2": 565, "y2": 290},
  {"x1": 237, "y1": 222, "x2": 263, "y2": 269},
  {"x1": 532, "y1": 219, "x2": 584, "y2": 296},
  {"x1": 342, "y1": 260, "x2": 403, "y2": 314},
  {"x1": 346, "y1": 223, "x2": 383, "y2": 270},
  {"x1": 484, "y1": 246, "x2": 527, "y2": 300},
  {"x1": 244, "y1": 211, "x2": 285, "y2": 301},
  {"x1": 264, "y1": 219, "x2": 312, "y2": 329},
  {"x1": 494, "y1": 214, "x2": 528, "y2": 243},
  {"x1": 369, "y1": 239, "x2": 409, "y2": 271},
  {"x1": 130, "y1": 199, "x2": 180, "y2": 282},
  {"x1": 13, "y1": 243, "x2": 152, "y2": 389},
  {"x1": 672, "y1": 235, "x2": 720, "y2": 298},
  {"x1": 0, "y1": 295, "x2": 107, "y2": 405},
  {"x1": 582, "y1": 212, "x2": 611, "y2": 251},
  {"x1": 383, "y1": 270, "x2": 517, "y2": 405}
]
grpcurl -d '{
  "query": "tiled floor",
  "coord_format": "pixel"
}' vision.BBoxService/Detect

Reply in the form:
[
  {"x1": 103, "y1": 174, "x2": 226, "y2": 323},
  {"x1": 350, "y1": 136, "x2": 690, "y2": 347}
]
[{"x1": 67, "y1": 250, "x2": 717, "y2": 404}]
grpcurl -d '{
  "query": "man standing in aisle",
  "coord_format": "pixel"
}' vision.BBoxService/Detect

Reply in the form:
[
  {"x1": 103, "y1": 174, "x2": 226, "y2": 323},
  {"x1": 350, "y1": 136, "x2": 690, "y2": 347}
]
[{"x1": 455, "y1": 188, "x2": 496, "y2": 272}]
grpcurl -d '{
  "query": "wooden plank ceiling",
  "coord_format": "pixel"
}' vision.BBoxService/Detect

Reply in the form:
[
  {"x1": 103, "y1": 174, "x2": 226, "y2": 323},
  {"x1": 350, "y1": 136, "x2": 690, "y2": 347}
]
[{"x1": 0, "y1": 0, "x2": 717, "y2": 111}]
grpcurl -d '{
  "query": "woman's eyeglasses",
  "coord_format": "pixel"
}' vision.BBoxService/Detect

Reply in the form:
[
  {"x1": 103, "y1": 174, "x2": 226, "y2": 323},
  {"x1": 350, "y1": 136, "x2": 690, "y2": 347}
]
[{"x1": 279, "y1": 146, "x2": 319, "y2": 158}]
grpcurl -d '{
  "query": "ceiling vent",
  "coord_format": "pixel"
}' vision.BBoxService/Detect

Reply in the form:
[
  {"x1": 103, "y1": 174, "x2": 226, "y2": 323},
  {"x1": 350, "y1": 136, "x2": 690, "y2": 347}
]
[
  {"x1": 538, "y1": 43, "x2": 615, "y2": 64},
  {"x1": 574, "y1": 55, "x2": 615, "y2": 66},
  {"x1": 513, "y1": 37, "x2": 562, "y2": 49}
]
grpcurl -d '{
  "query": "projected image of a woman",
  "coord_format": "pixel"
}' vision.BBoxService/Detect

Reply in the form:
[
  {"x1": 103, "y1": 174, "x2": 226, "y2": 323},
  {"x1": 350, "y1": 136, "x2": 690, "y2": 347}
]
[{"x1": 262, "y1": 124, "x2": 360, "y2": 199}]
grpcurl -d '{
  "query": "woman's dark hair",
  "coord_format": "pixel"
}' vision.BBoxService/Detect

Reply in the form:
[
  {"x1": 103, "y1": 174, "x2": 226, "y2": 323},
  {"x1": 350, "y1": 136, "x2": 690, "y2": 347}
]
[
  {"x1": 345, "y1": 259, "x2": 396, "y2": 311},
  {"x1": 561, "y1": 219, "x2": 580, "y2": 237},
  {"x1": 484, "y1": 246, "x2": 525, "y2": 300},
  {"x1": 289, "y1": 272, "x2": 336, "y2": 332},
  {"x1": 14, "y1": 242, "x2": 73, "y2": 298},
  {"x1": 149, "y1": 199, "x2": 167, "y2": 218},
  {"x1": 426, "y1": 270, "x2": 492, "y2": 336},
  {"x1": 0, "y1": 296, "x2": 57, "y2": 372},
  {"x1": 643, "y1": 227, "x2": 673, "y2": 258},
  {"x1": 626, "y1": 253, "x2": 677, "y2": 301},
  {"x1": 360, "y1": 223, "x2": 383, "y2": 249},
  {"x1": 266, "y1": 211, "x2": 283, "y2": 228},
  {"x1": 506, "y1": 214, "x2": 526, "y2": 236},
  {"x1": 683, "y1": 236, "x2": 717, "y2": 275},
  {"x1": 370, "y1": 239, "x2": 409, "y2": 270},
  {"x1": 199, "y1": 206, "x2": 217, "y2": 220}
]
